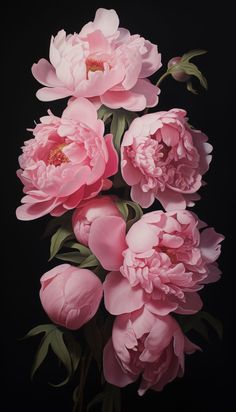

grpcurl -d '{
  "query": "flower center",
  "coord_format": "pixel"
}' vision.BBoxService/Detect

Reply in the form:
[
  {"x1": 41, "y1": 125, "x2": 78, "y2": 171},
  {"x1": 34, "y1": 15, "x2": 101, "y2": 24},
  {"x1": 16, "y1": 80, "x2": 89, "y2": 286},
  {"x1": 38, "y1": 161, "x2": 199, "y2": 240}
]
[
  {"x1": 47, "y1": 143, "x2": 69, "y2": 166},
  {"x1": 86, "y1": 58, "x2": 104, "y2": 76}
]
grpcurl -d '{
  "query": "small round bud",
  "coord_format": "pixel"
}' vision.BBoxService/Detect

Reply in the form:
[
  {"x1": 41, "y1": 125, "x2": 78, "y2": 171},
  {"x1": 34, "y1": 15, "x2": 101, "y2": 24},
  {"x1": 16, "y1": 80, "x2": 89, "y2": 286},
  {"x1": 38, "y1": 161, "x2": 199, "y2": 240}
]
[{"x1": 168, "y1": 56, "x2": 190, "y2": 82}]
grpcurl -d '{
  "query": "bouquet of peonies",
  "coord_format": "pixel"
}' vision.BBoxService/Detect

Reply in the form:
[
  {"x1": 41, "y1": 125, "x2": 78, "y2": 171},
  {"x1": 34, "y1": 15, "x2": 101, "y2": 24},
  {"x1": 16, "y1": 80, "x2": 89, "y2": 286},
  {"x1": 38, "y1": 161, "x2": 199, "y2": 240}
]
[{"x1": 16, "y1": 8, "x2": 224, "y2": 411}]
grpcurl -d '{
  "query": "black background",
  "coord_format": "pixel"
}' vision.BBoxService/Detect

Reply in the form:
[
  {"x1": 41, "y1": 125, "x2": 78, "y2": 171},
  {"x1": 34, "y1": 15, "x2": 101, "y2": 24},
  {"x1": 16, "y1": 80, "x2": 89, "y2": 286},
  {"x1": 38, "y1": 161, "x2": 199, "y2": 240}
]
[{"x1": 2, "y1": 1, "x2": 234, "y2": 411}]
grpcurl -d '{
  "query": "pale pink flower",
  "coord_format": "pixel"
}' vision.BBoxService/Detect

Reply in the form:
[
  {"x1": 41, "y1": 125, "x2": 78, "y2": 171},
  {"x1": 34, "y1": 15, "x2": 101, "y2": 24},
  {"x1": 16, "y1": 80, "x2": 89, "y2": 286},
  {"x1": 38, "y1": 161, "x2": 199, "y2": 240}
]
[
  {"x1": 88, "y1": 210, "x2": 224, "y2": 316},
  {"x1": 39, "y1": 264, "x2": 103, "y2": 330},
  {"x1": 32, "y1": 8, "x2": 161, "y2": 111},
  {"x1": 121, "y1": 109, "x2": 212, "y2": 210},
  {"x1": 16, "y1": 97, "x2": 118, "y2": 220},
  {"x1": 72, "y1": 195, "x2": 121, "y2": 246},
  {"x1": 103, "y1": 306, "x2": 199, "y2": 394}
]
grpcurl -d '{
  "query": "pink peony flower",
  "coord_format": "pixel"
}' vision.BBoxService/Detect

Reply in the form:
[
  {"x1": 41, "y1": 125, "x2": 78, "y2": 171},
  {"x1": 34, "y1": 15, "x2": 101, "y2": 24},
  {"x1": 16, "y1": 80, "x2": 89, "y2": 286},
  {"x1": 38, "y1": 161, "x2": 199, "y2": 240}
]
[
  {"x1": 32, "y1": 8, "x2": 161, "y2": 111},
  {"x1": 121, "y1": 109, "x2": 212, "y2": 210},
  {"x1": 39, "y1": 264, "x2": 103, "y2": 330},
  {"x1": 16, "y1": 97, "x2": 118, "y2": 220},
  {"x1": 72, "y1": 195, "x2": 121, "y2": 246},
  {"x1": 88, "y1": 210, "x2": 224, "y2": 316},
  {"x1": 103, "y1": 306, "x2": 199, "y2": 394}
]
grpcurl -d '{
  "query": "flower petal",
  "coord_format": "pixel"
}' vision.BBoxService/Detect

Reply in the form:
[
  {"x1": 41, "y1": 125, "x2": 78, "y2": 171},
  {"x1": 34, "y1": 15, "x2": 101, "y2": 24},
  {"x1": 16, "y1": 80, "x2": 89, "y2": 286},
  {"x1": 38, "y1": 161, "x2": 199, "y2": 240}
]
[
  {"x1": 89, "y1": 216, "x2": 126, "y2": 271},
  {"x1": 103, "y1": 339, "x2": 135, "y2": 387},
  {"x1": 103, "y1": 271, "x2": 144, "y2": 315},
  {"x1": 32, "y1": 58, "x2": 63, "y2": 87}
]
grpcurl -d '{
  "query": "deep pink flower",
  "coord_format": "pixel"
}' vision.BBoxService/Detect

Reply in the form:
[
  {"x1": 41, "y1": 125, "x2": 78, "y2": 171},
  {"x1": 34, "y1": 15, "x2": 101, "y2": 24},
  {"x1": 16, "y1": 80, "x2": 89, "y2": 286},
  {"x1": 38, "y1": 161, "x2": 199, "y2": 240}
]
[
  {"x1": 32, "y1": 8, "x2": 161, "y2": 111},
  {"x1": 16, "y1": 97, "x2": 118, "y2": 220},
  {"x1": 72, "y1": 195, "x2": 121, "y2": 246},
  {"x1": 121, "y1": 109, "x2": 212, "y2": 210},
  {"x1": 40, "y1": 264, "x2": 103, "y2": 330},
  {"x1": 88, "y1": 210, "x2": 224, "y2": 316},
  {"x1": 103, "y1": 307, "x2": 199, "y2": 394}
]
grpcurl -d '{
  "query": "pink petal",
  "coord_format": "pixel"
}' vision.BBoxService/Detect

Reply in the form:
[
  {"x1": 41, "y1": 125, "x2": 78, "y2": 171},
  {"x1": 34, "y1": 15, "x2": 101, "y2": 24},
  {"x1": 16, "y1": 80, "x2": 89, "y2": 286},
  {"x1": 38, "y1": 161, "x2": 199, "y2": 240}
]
[
  {"x1": 132, "y1": 307, "x2": 156, "y2": 339},
  {"x1": 32, "y1": 59, "x2": 63, "y2": 87},
  {"x1": 121, "y1": 50, "x2": 142, "y2": 90},
  {"x1": 88, "y1": 216, "x2": 126, "y2": 271},
  {"x1": 62, "y1": 97, "x2": 99, "y2": 131},
  {"x1": 36, "y1": 86, "x2": 72, "y2": 101},
  {"x1": 131, "y1": 79, "x2": 160, "y2": 108},
  {"x1": 200, "y1": 228, "x2": 224, "y2": 263},
  {"x1": 101, "y1": 90, "x2": 146, "y2": 111},
  {"x1": 16, "y1": 197, "x2": 61, "y2": 221},
  {"x1": 184, "y1": 336, "x2": 201, "y2": 354},
  {"x1": 121, "y1": 148, "x2": 141, "y2": 185},
  {"x1": 40, "y1": 264, "x2": 72, "y2": 288},
  {"x1": 103, "y1": 339, "x2": 135, "y2": 387},
  {"x1": 57, "y1": 166, "x2": 90, "y2": 197},
  {"x1": 62, "y1": 187, "x2": 85, "y2": 209},
  {"x1": 156, "y1": 188, "x2": 186, "y2": 211},
  {"x1": 103, "y1": 271, "x2": 144, "y2": 315},
  {"x1": 131, "y1": 184, "x2": 155, "y2": 208},
  {"x1": 141, "y1": 316, "x2": 173, "y2": 356},
  {"x1": 191, "y1": 130, "x2": 212, "y2": 175},
  {"x1": 75, "y1": 65, "x2": 125, "y2": 98},
  {"x1": 79, "y1": 8, "x2": 119, "y2": 38},
  {"x1": 201, "y1": 263, "x2": 221, "y2": 284},
  {"x1": 161, "y1": 124, "x2": 180, "y2": 147},
  {"x1": 145, "y1": 298, "x2": 178, "y2": 316},
  {"x1": 174, "y1": 292, "x2": 203, "y2": 315},
  {"x1": 126, "y1": 220, "x2": 158, "y2": 253},
  {"x1": 103, "y1": 134, "x2": 119, "y2": 178},
  {"x1": 87, "y1": 30, "x2": 111, "y2": 54},
  {"x1": 139, "y1": 41, "x2": 162, "y2": 78}
]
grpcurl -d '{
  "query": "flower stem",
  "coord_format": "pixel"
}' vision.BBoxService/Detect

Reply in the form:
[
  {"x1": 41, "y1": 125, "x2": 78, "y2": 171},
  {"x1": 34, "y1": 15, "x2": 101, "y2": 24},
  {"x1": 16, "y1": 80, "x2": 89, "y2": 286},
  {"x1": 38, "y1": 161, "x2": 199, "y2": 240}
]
[
  {"x1": 155, "y1": 70, "x2": 170, "y2": 87},
  {"x1": 73, "y1": 350, "x2": 92, "y2": 412}
]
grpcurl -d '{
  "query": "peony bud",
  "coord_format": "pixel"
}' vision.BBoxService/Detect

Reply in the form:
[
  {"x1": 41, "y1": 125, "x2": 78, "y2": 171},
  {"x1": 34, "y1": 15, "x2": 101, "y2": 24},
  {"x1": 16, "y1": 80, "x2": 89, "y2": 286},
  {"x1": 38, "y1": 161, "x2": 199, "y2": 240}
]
[
  {"x1": 39, "y1": 264, "x2": 103, "y2": 330},
  {"x1": 72, "y1": 196, "x2": 121, "y2": 246},
  {"x1": 168, "y1": 56, "x2": 190, "y2": 82}
]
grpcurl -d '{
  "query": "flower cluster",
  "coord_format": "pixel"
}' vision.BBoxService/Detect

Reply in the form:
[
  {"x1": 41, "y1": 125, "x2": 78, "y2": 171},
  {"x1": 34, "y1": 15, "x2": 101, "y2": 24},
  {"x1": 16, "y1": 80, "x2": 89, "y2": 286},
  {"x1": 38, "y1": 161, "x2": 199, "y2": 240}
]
[{"x1": 17, "y1": 8, "x2": 224, "y2": 411}]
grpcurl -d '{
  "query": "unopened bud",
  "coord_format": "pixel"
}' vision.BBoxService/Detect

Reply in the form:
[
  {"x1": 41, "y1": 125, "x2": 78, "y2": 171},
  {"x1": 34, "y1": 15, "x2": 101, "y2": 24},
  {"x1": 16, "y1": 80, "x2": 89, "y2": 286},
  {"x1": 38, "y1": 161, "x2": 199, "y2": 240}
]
[{"x1": 168, "y1": 57, "x2": 190, "y2": 82}]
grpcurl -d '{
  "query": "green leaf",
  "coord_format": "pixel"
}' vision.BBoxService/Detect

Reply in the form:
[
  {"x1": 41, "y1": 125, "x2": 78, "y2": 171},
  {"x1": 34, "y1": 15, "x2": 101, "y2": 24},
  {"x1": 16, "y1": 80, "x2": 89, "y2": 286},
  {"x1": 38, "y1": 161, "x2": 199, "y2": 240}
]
[
  {"x1": 87, "y1": 393, "x2": 105, "y2": 412},
  {"x1": 50, "y1": 330, "x2": 73, "y2": 387},
  {"x1": 42, "y1": 211, "x2": 73, "y2": 238},
  {"x1": 200, "y1": 311, "x2": 223, "y2": 340},
  {"x1": 125, "y1": 201, "x2": 143, "y2": 230},
  {"x1": 22, "y1": 324, "x2": 56, "y2": 339},
  {"x1": 177, "y1": 311, "x2": 223, "y2": 341},
  {"x1": 187, "y1": 81, "x2": 198, "y2": 94},
  {"x1": 167, "y1": 49, "x2": 208, "y2": 93},
  {"x1": 97, "y1": 105, "x2": 113, "y2": 123},
  {"x1": 49, "y1": 223, "x2": 74, "y2": 260},
  {"x1": 56, "y1": 252, "x2": 85, "y2": 264},
  {"x1": 25, "y1": 324, "x2": 81, "y2": 386},
  {"x1": 116, "y1": 200, "x2": 129, "y2": 221},
  {"x1": 79, "y1": 254, "x2": 99, "y2": 268},
  {"x1": 111, "y1": 111, "x2": 126, "y2": 152},
  {"x1": 115, "y1": 200, "x2": 143, "y2": 230},
  {"x1": 64, "y1": 333, "x2": 81, "y2": 373},
  {"x1": 102, "y1": 384, "x2": 121, "y2": 412},
  {"x1": 180, "y1": 61, "x2": 208, "y2": 89},
  {"x1": 27, "y1": 324, "x2": 59, "y2": 379},
  {"x1": 83, "y1": 318, "x2": 103, "y2": 369},
  {"x1": 181, "y1": 49, "x2": 207, "y2": 62},
  {"x1": 31, "y1": 335, "x2": 51, "y2": 379},
  {"x1": 65, "y1": 241, "x2": 91, "y2": 257},
  {"x1": 124, "y1": 111, "x2": 138, "y2": 126}
]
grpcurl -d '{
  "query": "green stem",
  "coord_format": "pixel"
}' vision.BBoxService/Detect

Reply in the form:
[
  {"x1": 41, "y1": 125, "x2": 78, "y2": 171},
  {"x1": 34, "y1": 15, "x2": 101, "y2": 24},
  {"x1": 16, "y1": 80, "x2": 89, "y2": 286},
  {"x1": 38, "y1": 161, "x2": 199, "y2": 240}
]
[
  {"x1": 155, "y1": 70, "x2": 170, "y2": 87},
  {"x1": 73, "y1": 350, "x2": 92, "y2": 412}
]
